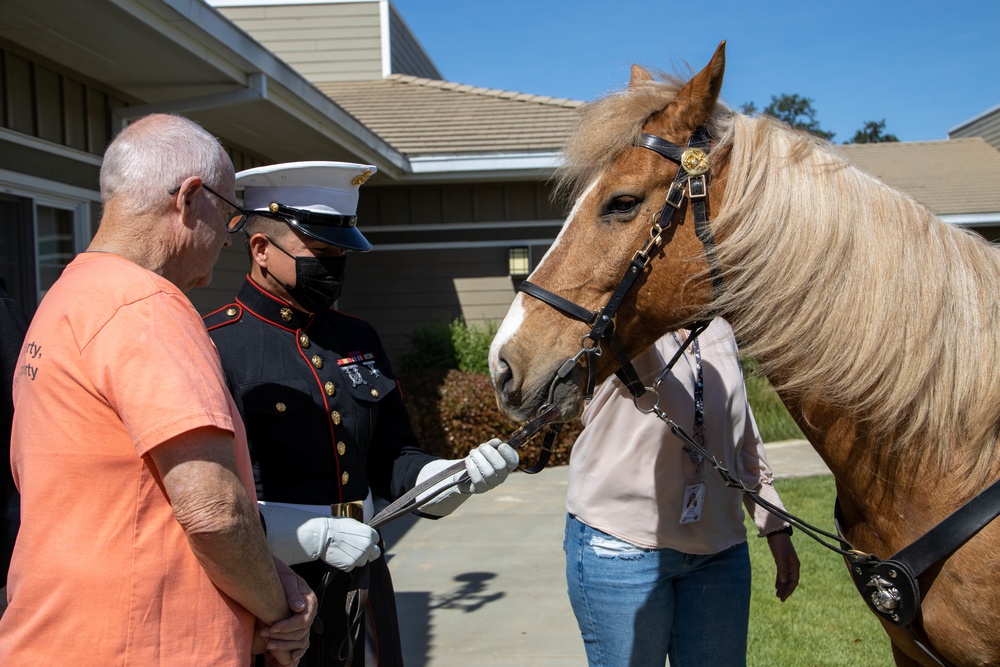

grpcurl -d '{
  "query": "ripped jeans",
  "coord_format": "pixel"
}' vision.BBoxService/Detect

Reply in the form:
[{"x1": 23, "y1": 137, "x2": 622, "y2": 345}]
[{"x1": 564, "y1": 514, "x2": 750, "y2": 667}]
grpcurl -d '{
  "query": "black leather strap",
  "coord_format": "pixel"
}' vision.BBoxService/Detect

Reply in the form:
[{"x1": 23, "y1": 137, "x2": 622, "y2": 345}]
[
  {"x1": 589, "y1": 255, "x2": 648, "y2": 342},
  {"x1": 897, "y1": 474, "x2": 1000, "y2": 576},
  {"x1": 518, "y1": 281, "x2": 597, "y2": 324},
  {"x1": 635, "y1": 133, "x2": 685, "y2": 163}
]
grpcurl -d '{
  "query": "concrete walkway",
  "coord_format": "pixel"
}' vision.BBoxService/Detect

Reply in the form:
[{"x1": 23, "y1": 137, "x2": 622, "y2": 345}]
[
  {"x1": 381, "y1": 439, "x2": 830, "y2": 666},
  {"x1": 0, "y1": 440, "x2": 829, "y2": 662}
]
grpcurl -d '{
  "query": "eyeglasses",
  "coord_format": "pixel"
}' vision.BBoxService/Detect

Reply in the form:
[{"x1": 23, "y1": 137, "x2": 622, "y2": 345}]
[{"x1": 168, "y1": 182, "x2": 251, "y2": 233}]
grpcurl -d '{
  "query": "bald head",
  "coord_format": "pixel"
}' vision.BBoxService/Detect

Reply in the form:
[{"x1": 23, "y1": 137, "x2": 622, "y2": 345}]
[{"x1": 99, "y1": 114, "x2": 231, "y2": 218}]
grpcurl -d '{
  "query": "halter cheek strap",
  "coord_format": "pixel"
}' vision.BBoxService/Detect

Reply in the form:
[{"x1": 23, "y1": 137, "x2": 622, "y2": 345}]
[{"x1": 517, "y1": 126, "x2": 722, "y2": 401}]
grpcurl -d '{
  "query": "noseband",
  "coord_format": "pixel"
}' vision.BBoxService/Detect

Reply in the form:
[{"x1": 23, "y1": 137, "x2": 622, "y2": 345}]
[{"x1": 518, "y1": 127, "x2": 722, "y2": 401}]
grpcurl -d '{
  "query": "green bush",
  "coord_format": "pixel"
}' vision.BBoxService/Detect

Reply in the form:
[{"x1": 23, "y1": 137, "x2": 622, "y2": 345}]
[
  {"x1": 401, "y1": 320, "x2": 456, "y2": 370},
  {"x1": 401, "y1": 318, "x2": 498, "y2": 373},
  {"x1": 397, "y1": 367, "x2": 581, "y2": 465},
  {"x1": 450, "y1": 319, "x2": 498, "y2": 374}
]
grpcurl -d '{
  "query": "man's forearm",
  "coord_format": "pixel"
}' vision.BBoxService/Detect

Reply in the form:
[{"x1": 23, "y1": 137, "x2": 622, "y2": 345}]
[
  {"x1": 150, "y1": 427, "x2": 290, "y2": 624},
  {"x1": 180, "y1": 471, "x2": 289, "y2": 624}
]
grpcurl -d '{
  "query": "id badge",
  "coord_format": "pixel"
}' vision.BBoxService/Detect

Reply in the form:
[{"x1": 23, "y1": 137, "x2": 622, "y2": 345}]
[{"x1": 679, "y1": 479, "x2": 705, "y2": 524}]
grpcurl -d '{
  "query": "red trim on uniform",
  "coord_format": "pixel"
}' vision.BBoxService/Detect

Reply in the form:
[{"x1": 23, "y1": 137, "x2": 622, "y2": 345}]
[
  {"x1": 204, "y1": 303, "x2": 242, "y2": 331},
  {"x1": 246, "y1": 274, "x2": 290, "y2": 305},
  {"x1": 235, "y1": 297, "x2": 298, "y2": 333},
  {"x1": 293, "y1": 331, "x2": 343, "y2": 503}
]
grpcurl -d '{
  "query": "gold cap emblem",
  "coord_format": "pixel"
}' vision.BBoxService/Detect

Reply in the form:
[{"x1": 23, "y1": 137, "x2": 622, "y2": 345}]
[
  {"x1": 680, "y1": 148, "x2": 709, "y2": 176},
  {"x1": 351, "y1": 169, "x2": 373, "y2": 186},
  {"x1": 280, "y1": 307, "x2": 293, "y2": 322}
]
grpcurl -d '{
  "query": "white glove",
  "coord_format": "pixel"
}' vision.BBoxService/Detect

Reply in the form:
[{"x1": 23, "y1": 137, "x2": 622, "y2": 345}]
[
  {"x1": 461, "y1": 438, "x2": 519, "y2": 493},
  {"x1": 414, "y1": 439, "x2": 520, "y2": 517},
  {"x1": 258, "y1": 503, "x2": 381, "y2": 572}
]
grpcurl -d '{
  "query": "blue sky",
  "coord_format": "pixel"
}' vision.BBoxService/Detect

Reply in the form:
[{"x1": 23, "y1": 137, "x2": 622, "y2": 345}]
[{"x1": 391, "y1": 0, "x2": 1000, "y2": 143}]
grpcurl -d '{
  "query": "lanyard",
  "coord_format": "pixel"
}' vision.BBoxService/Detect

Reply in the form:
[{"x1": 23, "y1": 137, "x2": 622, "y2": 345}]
[{"x1": 672, "y1": 333, "x2": 705, "y2": 466}]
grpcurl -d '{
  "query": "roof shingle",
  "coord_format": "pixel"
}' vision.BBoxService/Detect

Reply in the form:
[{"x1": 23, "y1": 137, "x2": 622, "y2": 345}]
[{"x1": 318, "y1": 74, "x2": 583, "y2": 156}]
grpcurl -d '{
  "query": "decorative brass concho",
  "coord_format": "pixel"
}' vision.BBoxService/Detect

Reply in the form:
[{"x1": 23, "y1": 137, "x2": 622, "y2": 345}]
[{"x1": 680, "y1": 148, "x2": 709, "y2": 176}]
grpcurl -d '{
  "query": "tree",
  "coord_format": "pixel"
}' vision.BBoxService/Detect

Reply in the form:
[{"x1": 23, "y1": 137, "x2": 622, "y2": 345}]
[
  {"x1": 761, "y1": 94, "x2": 835, "y2": 140},
  {"x1": 848, "y1": 119, "x2": 899, "y2": 144}
]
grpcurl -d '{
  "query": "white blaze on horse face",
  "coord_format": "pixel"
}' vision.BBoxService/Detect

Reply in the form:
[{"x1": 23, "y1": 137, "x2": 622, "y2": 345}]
[
  {"x1": 489, "y1": 178, "x2": 600, "y2": 381},
  {"x1": 531, "y1": 178, "x2": 599, "y2": 275},
  {"x1": 489, "y1": 294, "x2": 525, "y2": 380}
]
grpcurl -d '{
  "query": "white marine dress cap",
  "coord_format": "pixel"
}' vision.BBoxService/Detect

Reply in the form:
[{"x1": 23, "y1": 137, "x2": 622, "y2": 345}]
[{"x1": 235, "y1": 161, "x2": 377, "y2": 251}]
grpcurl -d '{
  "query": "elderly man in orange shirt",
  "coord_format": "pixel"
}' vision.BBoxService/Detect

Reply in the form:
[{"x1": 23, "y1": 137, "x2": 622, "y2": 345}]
[{"x1": 0, "y1": 113, "x2": 316, "y2": 666}]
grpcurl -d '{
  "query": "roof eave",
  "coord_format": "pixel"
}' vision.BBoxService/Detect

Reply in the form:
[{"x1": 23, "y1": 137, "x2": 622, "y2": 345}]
[
  {"x1": 940, "y1": 212, "x2": 1000, "y2": 227},
  {"x1": 400, "y1": 151, "x2": 563, "y2": 182}
]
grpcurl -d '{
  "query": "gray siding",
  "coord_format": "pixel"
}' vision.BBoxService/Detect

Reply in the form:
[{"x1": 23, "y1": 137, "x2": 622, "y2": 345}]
[
  {"x1": 388, "y1": 5, "x2": 440, "y2": 79},
  {"x1": 950, "y1": 107, "x2": 1000, "y2": 152},
  {"x1": 335, "y1": 246, "x2": 526, "y2": 363},
  {"x1": 189, "y1": 243, "x2": 251, "y2": 314},
  {"x1": 216, "y1": 2, "x2": 385, "y2": 83}
]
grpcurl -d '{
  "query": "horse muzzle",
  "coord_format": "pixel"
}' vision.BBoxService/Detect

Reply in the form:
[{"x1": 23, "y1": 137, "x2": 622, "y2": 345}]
[{"x1": 490, "y1": 348, "x2": 587, "y2": 423}]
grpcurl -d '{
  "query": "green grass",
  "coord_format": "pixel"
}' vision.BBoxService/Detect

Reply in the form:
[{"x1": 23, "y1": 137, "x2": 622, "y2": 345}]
[
  {"x1": 745, "y1": 375, "x2": 806, "y2": 442},
  {"x1": 746, "y1": 476, "x2": 894, "y2": 666}
]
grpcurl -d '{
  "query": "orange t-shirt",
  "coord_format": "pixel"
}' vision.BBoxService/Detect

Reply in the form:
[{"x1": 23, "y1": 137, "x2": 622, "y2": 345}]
[{"x1": 0, "y1": 253, "x2": 257, "y2": 666}]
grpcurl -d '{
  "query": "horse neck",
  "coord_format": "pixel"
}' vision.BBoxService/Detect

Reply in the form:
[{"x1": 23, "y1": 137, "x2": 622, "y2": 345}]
[{"x1": 711, "y1": 119, "x2": 1000, "y2": 500}]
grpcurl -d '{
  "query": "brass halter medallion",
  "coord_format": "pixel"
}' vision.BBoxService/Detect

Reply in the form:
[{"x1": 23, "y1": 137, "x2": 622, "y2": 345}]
[{"x1": 680, "y1": 148, "x2": 709, "y2": 176}]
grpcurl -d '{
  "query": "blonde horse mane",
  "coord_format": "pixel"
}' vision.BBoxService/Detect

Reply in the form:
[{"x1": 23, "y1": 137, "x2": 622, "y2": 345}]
[
  {"x1": 557, "y1": 72, "x2": 1000, "y2": 483},
  {"x1": 713, "y1": 115, "x2": 1000, "y2": 481}
]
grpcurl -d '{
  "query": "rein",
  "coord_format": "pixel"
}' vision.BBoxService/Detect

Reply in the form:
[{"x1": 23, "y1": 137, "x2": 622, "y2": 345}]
[{"x1": 516, "y1": 127, "x2": 1000, "y2": 667}]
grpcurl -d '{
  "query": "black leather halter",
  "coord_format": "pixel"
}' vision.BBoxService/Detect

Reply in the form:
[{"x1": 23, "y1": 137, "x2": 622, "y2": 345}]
[{"x1": 517, "y1": 127, "x2": 722, "y2": 402}]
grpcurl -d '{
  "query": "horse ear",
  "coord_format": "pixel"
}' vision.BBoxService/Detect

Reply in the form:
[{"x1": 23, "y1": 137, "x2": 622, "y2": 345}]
[
  {"x1": 629, "y1": 65, "x2": 655, "y2": 90},
  {"x1": 654, "y1": 41, "x2": 727, "y2": 134}
]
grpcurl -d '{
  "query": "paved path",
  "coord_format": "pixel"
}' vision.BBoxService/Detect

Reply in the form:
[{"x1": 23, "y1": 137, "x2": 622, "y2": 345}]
[
  {"x1": 0, "y1": 440, "x2": 829, "y2": 663},
  {"x1": 382, "y1": 439, "x2": 829, "y2": 666}
]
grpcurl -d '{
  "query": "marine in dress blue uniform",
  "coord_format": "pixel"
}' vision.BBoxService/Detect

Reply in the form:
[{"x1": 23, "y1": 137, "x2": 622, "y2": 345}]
[{"x1": 205, "y1": 162, "x2": 518, "y2": 667}]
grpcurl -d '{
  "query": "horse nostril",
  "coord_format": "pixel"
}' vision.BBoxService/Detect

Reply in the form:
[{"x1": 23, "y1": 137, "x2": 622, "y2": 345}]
[{"x1": 494, "y1": 357, "x2": 513, "y2": 393}]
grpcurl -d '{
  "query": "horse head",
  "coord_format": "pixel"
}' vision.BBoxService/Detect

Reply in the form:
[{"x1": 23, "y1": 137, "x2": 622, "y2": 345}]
[{"x1": 490, "y1": 42, "x2": 732, "y2": 422}]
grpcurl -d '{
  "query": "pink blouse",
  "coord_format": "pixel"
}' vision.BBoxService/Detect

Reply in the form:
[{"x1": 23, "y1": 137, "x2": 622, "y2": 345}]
[{"x1": 566, "y1": 318, "x2": 789, "y2": 554}]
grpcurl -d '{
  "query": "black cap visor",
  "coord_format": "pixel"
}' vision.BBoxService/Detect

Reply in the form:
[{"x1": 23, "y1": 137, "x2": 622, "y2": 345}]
[{"x1": 263, "y1": 203, "x2": 372, "y2": 252}]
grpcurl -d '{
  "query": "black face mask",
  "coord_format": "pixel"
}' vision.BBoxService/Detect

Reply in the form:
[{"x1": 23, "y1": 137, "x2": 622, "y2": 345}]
[{"x1": 267, "y1": 237, "x2": 347, "y2": 313}]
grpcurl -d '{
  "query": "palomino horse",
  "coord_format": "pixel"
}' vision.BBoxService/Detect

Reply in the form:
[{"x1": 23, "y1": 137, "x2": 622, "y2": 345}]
[{"x1": 489, "y1": 42, "x2": 1000, "y2": 666}]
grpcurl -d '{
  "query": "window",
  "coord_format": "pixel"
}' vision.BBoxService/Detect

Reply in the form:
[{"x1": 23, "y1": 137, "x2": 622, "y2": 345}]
[{"x1": 35, "y1": 205, "x2": 77, "y2": 300}]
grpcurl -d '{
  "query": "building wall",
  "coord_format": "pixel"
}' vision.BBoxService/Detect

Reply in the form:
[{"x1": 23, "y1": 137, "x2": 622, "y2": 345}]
[
  {"x1": 215, "y1": 2, "x2": 385, "y2": 83},
  {"x1": 387, "y1": 4, "x2": 440, "y2": 80},
  {"x1": 950, "y1": 106, "x2": 1000, "y2": 151}
]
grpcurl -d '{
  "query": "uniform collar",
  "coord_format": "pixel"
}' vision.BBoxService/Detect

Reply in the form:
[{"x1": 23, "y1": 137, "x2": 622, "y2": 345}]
[{"x1": 237, "y1": 275, "x2": 315, "y2": 331}]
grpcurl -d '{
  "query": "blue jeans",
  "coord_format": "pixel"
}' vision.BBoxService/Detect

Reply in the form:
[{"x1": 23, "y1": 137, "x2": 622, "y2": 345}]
[{"x1": 564, "y1": 515, "x2": 751, "y2": 667}]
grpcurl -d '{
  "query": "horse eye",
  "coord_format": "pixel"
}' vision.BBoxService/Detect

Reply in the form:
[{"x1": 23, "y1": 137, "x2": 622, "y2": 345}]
[{"x1": 604, "y1": 195, "x2": 641, "y2": 216}]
